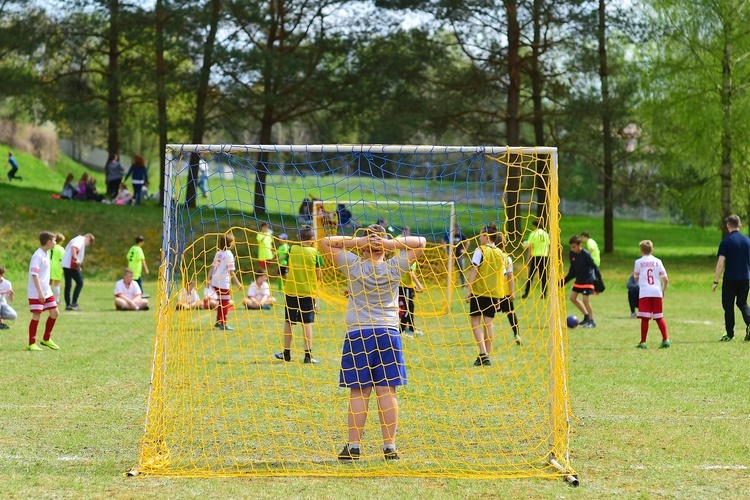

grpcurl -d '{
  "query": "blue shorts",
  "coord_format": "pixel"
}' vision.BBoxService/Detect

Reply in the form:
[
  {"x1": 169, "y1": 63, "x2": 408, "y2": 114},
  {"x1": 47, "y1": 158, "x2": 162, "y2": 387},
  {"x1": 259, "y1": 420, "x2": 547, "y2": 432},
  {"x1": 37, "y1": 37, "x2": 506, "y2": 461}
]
[{"x1": 339, "y1": 328, "x2": 407, "y2": 388}]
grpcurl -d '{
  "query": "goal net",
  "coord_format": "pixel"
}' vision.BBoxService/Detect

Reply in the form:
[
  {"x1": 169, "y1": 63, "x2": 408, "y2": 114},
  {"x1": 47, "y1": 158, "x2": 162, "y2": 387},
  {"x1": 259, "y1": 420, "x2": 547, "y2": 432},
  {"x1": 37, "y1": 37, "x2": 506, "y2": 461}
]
[{"x1": 135, "y1": 144, "x2": 574, "y2": 481}]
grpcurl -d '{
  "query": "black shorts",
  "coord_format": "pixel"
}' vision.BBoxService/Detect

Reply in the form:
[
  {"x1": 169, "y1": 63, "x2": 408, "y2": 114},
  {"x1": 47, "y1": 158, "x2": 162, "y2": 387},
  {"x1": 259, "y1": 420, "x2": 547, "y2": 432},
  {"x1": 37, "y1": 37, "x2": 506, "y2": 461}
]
[
  {"x1": 571, "y1": 285, "x2": 595, "y2": 296},
  {"x1": 469, "y1": 295, "x2": 498, "y2": 318},
  {"x1": 279, "y1": 266, "x2": 288, "y2": 278},
  {"x1": 497, "y1": 297, "x2": 515, "y2": 313},
  {"x1": 285, "y1": 295, "x2": 315, "y2": 324}
]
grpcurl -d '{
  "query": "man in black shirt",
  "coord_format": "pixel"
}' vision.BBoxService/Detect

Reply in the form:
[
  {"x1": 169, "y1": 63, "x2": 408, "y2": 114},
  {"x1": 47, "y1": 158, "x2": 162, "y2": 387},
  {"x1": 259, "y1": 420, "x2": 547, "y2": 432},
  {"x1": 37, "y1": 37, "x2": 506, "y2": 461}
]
[
  {"x1": 712, "y1": 215, "x2": 750, "y2": 341},
  {"x1": 563, "y1": 235, "x2": 599, "y2": 328}
]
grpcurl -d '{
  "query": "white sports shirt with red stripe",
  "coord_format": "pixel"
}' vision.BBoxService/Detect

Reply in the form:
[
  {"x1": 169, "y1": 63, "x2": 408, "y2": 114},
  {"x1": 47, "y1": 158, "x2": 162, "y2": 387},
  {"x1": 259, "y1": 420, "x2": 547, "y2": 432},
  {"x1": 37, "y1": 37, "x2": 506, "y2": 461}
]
[
  {"x1": 210, "y1": 250, "x2": 236, "y2": 290},
  {"x1": 28, "y1": 248, "x2": 53, "y2": 300},
  {"x1": 634, "y1": 255, "x2": 667, "y2": 298}
]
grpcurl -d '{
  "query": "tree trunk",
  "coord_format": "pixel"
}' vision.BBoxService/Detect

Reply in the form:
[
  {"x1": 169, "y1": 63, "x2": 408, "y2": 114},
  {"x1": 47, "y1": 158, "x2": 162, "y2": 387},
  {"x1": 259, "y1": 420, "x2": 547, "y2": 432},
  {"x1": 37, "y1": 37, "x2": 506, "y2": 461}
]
[
  {"x1": 504, "y1": 0, "x2": 522, "y2": 241},
  {"x1": 720, "y1": 40, "x2": 733, "y2": 237},
  {"x1": 254, "y1": 111, "x2": 273, "y2": 216},
  {"x1": 107, "y1": 0, "x2": 120, "y2": 156},
  {"x1": 187, "y1": 0, "x2": 221, "y2": 208},
  {"x1": 155, "y1": 0, "x2": 167, "y2": 206},
  {"x1": 531, "y1": 0, "x2": 548, "y2": 226},
  {"x1": 599, "y1": 0, "x2": 614, "y2": 253}
]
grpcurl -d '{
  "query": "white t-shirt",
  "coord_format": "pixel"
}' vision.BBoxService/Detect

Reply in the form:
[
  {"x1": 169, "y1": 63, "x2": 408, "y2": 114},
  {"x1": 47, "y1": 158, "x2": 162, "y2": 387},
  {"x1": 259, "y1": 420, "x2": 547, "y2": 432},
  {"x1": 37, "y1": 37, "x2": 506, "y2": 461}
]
[
  {"x1": 203, "y1": 286, "x2": 217, "y2": 300},
  {"x1": 178, "y1": 288, "x2": 200, "y2": 303},
  {"x1": 0, "y1": 278, "x2": 12, "y2": 306},
  {"x1": 62, "y1": 235, "x2": 86, "y2": 269},
  {"x1": 210, "y1": 249, "x2": 236, "y2": 290},
  {"x1": 634, "y1": 255, "x2": 667, "y2": 298},
  {"x1": 114, "y1": 279, "x2": 143, "y2": 300},
  {"x1": 28, "y1": 248, "x2": 53, "y2": 300},
  {"x1": 247, "y1": 281, "x2": 271, "y2": 300}
]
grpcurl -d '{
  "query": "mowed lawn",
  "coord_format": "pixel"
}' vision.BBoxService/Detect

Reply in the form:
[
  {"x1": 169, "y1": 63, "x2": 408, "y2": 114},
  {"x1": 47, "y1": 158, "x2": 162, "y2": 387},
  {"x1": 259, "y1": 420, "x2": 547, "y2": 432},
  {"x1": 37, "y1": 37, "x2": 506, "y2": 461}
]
[{"x1": 2, "y1": 243, "x2": 750, "y2": 496}]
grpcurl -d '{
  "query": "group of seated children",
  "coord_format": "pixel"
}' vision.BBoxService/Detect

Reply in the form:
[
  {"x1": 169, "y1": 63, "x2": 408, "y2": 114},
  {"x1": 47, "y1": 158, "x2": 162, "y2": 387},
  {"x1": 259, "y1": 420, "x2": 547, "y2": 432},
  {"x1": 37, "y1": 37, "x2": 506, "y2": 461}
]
[
  {"x1": 175, "y1": 272, "x2": 276, "y2": 312},
  {"x1": 61, "y1": 173, "x2": 150, "y2": 205}
]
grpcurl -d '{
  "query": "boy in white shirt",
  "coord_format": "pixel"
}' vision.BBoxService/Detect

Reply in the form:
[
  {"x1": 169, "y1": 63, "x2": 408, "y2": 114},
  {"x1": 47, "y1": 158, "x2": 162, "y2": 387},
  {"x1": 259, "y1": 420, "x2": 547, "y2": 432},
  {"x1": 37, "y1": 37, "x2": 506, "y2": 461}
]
[
  {"x1": 633, "y1": 240, "x2": 670, "y2": 349},
  {"x1": 0, "y1": 265, "x2": 17, "y2": 329},
  {"x1": 114, "y1": 268, "x2": 150, "y2": 311},
  {"x1": 243, "y1": 271, "x2": 276, "y2": 310},
  {"x1": 27, "y1": 232, "x2": 60, "y2": 351},
  {"x1": 176, "y1": 280, "x2": 201, "y2": 310}
]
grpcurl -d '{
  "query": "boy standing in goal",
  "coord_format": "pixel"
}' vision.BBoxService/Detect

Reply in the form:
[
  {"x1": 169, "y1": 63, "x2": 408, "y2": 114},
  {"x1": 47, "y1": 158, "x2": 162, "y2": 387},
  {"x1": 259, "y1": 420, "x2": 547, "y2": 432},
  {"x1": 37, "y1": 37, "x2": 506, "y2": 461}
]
[
  {"x1": 274, "y1": 226, "x2": 322, "y2": 364},
  {"x1": 633, "y1": 240, "x2": 670, "y2": 349},
  {"x1": 320, "y1": 225, "x2": 425, "y2": 461},
  {"x1": 466, "y1": 223, "x2": 507, "y2": 366},
  {"x1": 207, "y1": 232, "x2": 243, "y2": 331}
]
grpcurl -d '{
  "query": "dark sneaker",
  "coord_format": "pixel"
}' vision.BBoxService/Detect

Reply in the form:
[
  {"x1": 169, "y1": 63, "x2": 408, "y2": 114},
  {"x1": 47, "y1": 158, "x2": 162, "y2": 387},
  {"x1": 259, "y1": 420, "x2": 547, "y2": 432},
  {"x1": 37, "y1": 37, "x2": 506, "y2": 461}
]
[
  {"x1": 0, "y1": 323, "x2": 9, "y2": 330},
  {"x1": 473, "y1": 356, "x2": 483, "y2": 366},
  {"x1": 274, "y1": 352, "x2": 291, "y2": 362},
  {"x1": 338, "y1": 444, "x2": 360, "y2": 461},
  {"x1": 636, "y1": 343, "x2": 648, "y2": 349},
  {"x1": 660, "y1": 340, "x2": 671, "y2": 349},
  {"x1": 482, "y1": 356, "x2": 492, "y2": 366},
  {"x1": 581, "y1": 320, "x2": 596, "y2": 329},
  {"x1": 720, "y1": 335, "x2": 734, "y2": 342},
  {"x1": 70, "y1": 304, "x2": 82, "y2": 311},
  {"x1": 303, "y1": 356, "x2": 318, "y2": 364},
  {"x1": 383, "y1": 446, "x2": 399, "y2": 461}
]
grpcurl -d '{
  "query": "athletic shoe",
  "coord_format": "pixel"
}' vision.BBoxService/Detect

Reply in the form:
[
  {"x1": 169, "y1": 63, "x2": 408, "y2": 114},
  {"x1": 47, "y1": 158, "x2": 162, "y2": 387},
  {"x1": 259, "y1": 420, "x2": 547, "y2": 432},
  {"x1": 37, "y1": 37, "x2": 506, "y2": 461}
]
[
  {"x1": 303, "y1": 356, "x2": 318, "y2": 364},
  {"x1": 261, "y1": 305, "x2": 271, "y2": 310},
  {"x1": 636, "y1": 343, "x2": 648, "y2": 349},
  {"x1": 660, "y1": 340, "x2": 671, "y2": 349},
  {"x1": 139, "y1": 306, "x2": 150, "y2": 311},
  {"x1": 414, "y1": 329, "x2": 425, "y2": 336},
  {"x1": 337, "y1": 444, "x2": 361, "y2": 461},
  {"x1": 214, "y1": 323, "x2": 234, "y2": 331},
  {"x1": 473, "y1": 354, "x2": 491, "y2": 366},
  {"x1": 27, "y1": 343, "x2": 42, "y2": 351},
  {"x1": 142, "y1": 294, "x2": 151, "y2": 299},
  {"x1": 402, "y1": 331, "x2": 414, "y2": 339},
  {"x1": 274, "y1": 352, "x2": 291, "y2": 362},
  {"x1": 630, "y1": 312, "x2": 637, "y2": 318},
  {"x1": 65, "y1": 305, "x2": 75, "y2": 311},
  {"x1": 0, "y1": 323, "x2": 9, "y2": 330},
  {"x1": 720, "y1": 334, "x2": 734, "y2": 342},
  {"x1": 40, "y1": 339, "x2": 60, "y2": 350},
  {"x1": 578, "y1": 319, "x2": 591, "y2": 327},
  {"x1": 514, "y1": 334, "x2": 522, "y2": 346},
  {"x1": 581, "y1": 320, "x2": 596, "y2": 329},
  {"x1": 383, "y1": 446, "x2": 399, "y2": 461},
  {"x1": 69, "y1": 304, "x2": 81, "y2": 311},
  {"x1": 745, "y1": 324, "x2": 750, "y2": 342}
]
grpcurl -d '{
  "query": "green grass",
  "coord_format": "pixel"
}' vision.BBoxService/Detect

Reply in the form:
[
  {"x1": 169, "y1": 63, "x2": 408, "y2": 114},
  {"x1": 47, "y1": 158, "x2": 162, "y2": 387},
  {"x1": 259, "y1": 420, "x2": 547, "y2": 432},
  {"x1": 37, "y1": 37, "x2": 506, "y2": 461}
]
[{"x1": 1, "y1": 162, "x2": 749, "y2": 497}]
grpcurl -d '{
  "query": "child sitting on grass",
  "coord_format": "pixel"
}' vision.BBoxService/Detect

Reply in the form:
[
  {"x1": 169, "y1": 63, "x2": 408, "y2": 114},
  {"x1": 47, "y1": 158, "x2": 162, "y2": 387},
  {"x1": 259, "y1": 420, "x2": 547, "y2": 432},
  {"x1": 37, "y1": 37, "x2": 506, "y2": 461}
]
[{"x1": 243, "y1": 271, "x2": 276, "y2": 310}]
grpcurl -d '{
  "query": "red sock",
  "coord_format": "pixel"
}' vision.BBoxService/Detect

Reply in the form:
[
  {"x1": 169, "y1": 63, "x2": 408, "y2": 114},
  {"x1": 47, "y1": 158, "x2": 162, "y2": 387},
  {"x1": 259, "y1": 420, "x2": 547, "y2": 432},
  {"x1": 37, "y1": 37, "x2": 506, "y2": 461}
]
[
  {"x1": 655, "y1": 317, "x2": 668, "y2": 341},
  {"x1": 640, "y1": 319, "x2": 649, "y2": 344},
  {"x1": 43, "y1": 317, "x2": 57, "y2": 341},
  {"x1": 29, "y1": 319, "x2": 39, "y2": 345}
]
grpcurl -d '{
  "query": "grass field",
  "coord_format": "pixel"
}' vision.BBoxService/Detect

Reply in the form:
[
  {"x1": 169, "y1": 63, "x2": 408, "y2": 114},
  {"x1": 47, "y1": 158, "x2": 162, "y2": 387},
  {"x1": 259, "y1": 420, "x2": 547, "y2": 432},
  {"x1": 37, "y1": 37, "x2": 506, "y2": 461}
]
[{"x1": 2, "y1": 160, "x2": 750, "y2": 497}]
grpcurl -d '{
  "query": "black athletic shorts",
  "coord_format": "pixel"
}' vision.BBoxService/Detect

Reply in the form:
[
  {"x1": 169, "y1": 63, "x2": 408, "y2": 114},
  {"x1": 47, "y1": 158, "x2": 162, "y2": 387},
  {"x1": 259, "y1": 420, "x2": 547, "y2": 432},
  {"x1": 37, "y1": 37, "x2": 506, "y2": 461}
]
[
  {"x1": 571, "y1": 285, "x2": 595, "y2": 296},
  {"x1": 285, "y1": 295, "x2": 315, "y2": 324},
  {"x1": 497, "y1": 296, "x2": 515, "y2": 313},
  {"x1": 469, "y1": 295, "x2": 498, "y2": 318}
]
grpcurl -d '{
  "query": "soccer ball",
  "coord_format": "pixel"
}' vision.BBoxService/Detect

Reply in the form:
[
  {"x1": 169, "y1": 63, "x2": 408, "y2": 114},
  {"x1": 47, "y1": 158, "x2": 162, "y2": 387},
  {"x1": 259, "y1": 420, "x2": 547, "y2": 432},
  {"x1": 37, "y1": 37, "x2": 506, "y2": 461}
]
[{"x1": 566, "y1": 315, "x2": 579, "y2": 328}]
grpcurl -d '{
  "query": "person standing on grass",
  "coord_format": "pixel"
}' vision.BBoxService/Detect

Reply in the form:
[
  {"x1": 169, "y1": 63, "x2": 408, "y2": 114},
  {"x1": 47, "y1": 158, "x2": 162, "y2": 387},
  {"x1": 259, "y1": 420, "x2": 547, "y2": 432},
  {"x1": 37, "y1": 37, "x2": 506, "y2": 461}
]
[
  {"x1": 274, "y1": 226, "x2": 322, "y2": 364},
  {"x1": 27, "y1": 232, "x2": 59, "y2": 351},
  {"x1": 581, "y1": 231, "x2": 601, "y2": 267},
  {"x1": 208, "y1": 232, "x2": 242, "y2": 331},
  {"x1": 0, "y1": 265, "x2": 17, "y2": 330},
  {"x1": 634, "y1": 240, "x2": 670, "y2": 349},
  {"x1": 497, "y1": 231, "x2": 522, "y2": 346},
  {"x1": 562, "y1": 234, "x2": 600, "y2": 328},
  {"x1": 443, "y1": 221, "x2": 468, "y2": 286},
  {"x1": 712, "y1": 214, "x2": 750, "y2": 342},
  {"x1": 124, "y1": 154, "x2": 149, "y2": 206},
  {"x1": 62, "y1": 233, "x2": 95, "y2": 311},
  {"x1": 275, "y1": 233, "x2": 290, "y2": 292},
  {"x1": 466, "y1": 223, "x2": 507, "y2": 367},
  {"x1": 104, "y1": 153, "x2": 124, "y2": 199},
  {"x1": 522, "y1": 218, "x2": 550, "y2": 299},
  {"x1": 7, "y1": 151, "x2": 22, "y2": 181},
  {"x1": 49, "y1": 233, "x2": 65, "y2": 303},
  {"x1": 256, "y1": 222, "x2": 275, "y2": 272},
  {"x1": 127, "y1": 236, "x2": 150, "y2": 297},
  {"x1": 320, "y1": 225, "x2": 425, "y2": 462}
]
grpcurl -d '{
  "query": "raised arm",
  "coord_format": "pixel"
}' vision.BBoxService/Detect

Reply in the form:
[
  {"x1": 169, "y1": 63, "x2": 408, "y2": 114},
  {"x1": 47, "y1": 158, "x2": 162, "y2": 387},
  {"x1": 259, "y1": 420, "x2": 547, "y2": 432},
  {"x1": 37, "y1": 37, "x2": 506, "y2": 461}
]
[
  {"x1": 384, "y1": 236, "x2": 426, "y2": 262},
  {"x1": 320, "y1": 235, "x2": 368, "y2": 264}
]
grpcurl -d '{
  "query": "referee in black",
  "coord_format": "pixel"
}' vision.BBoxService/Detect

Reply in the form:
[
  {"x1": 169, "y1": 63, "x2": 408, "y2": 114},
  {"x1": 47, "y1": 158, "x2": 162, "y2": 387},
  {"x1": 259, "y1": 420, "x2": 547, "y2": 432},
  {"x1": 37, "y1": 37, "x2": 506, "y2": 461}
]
[{"x1": 712, "y1": 214, "x2": 750, "y2": 341}]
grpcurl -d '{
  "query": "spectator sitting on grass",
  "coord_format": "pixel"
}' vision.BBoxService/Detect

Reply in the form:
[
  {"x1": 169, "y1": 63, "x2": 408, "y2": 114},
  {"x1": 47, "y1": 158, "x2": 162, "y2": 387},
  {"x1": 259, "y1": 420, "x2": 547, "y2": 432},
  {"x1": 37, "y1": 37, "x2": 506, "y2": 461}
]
[{"x1": 114, "y1": 268, "x2": 149, "y2": 311}]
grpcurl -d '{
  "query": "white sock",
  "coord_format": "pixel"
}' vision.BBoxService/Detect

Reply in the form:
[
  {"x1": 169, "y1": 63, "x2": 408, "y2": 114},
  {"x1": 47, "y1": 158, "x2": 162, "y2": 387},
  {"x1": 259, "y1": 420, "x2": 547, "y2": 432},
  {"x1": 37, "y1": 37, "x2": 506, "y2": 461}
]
[{"x1": 53, "y1": 286, "x2": 60, "y2": 302}]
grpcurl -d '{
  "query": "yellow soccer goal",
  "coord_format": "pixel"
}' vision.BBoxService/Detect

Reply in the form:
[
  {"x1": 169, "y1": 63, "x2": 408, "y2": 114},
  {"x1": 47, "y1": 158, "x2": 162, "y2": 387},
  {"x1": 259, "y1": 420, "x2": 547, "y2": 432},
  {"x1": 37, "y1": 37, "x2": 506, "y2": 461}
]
[{"x1": 132, "y1": 144, "x2": 575, "y2": 483}]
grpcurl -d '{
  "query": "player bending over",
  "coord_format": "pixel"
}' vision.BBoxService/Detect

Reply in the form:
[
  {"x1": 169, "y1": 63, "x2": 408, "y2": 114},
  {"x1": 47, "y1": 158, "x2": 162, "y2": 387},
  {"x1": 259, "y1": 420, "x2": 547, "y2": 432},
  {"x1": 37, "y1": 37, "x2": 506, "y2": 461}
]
[
  {"x1": 562, "y1": 235, "x2": 600, "y2": 328},
  {"x1": 320, "y1": 225, "x2": 425, "y2": 461}
]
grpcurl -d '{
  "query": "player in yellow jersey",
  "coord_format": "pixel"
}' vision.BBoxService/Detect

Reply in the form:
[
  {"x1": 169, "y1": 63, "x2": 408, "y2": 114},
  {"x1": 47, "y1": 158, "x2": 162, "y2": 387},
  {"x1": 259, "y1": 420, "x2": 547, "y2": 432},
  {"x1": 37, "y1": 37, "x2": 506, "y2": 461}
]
[
  {"x1": 522, "y1": 218, "x2": 550, "y2": 299},
  {"x1": 274, "y1": 225, "x2": 323, "y2": 364},
  {"x1": 466, "y1": 223, "x2": 507, "y2": 366}
]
